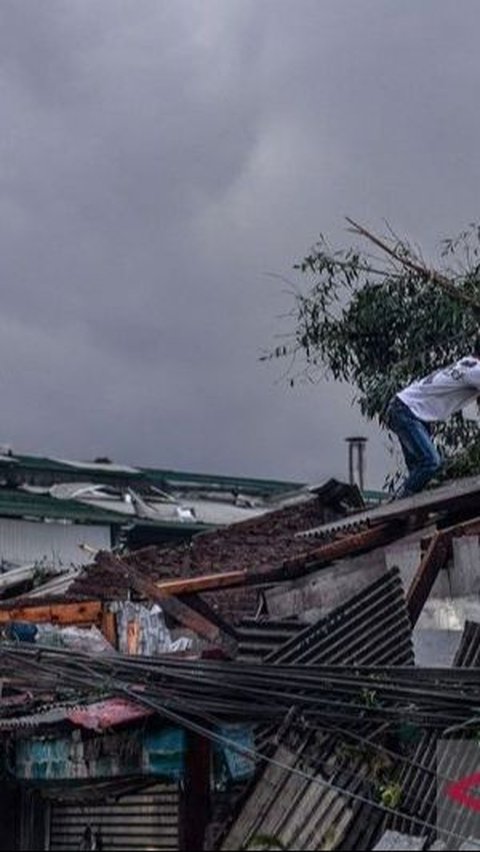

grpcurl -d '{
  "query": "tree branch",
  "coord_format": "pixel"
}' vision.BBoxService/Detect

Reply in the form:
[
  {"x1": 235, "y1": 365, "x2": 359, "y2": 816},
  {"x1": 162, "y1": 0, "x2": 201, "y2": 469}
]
[{"x1": 345, "y1": 217, "x2": 480, "y2": 312}]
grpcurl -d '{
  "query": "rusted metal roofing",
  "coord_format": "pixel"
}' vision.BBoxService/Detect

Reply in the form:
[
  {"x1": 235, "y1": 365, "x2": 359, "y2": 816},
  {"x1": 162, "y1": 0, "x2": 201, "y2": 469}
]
[
  {"x1": 120, "y1": 494, "x2": 358, "y2": 580},
  {"x1": 3, "y1": 471, "x2": 480, "y2": 849}
]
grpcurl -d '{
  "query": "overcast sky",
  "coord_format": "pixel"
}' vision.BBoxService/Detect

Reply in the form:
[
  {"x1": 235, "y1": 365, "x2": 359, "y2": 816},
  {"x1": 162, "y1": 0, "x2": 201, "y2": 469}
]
[{"x1": 1, "y1": 0, "x2": 480, "y2": 490}]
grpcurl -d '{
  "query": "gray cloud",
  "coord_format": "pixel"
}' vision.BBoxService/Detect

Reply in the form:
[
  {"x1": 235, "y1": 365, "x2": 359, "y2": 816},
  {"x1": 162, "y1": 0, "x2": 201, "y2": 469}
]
[{"x1": 0, "y1": 0, "x2": 478, "y2": 487}]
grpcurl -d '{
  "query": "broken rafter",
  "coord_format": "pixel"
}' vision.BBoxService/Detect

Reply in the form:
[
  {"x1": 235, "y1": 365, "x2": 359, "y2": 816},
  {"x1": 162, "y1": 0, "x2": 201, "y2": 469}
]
[
  {"x1": 100, "y1": 552, "x2": 238, "y2": 657},
  {"x1": 406, "y1": 531, "x2": 450, "y2": 627},
  {"x1": 407, "y1": 513, "x2": 480, "y2": 625},
  {"x1": 249, "y1": 522, "x2": 400, "y2": 584}
]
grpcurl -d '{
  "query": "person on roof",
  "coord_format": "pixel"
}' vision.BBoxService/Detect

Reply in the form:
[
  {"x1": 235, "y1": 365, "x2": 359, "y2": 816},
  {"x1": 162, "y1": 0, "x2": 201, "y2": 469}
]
[{"x1": 385, "y1": 354, "x2": 480, "y2": 498}]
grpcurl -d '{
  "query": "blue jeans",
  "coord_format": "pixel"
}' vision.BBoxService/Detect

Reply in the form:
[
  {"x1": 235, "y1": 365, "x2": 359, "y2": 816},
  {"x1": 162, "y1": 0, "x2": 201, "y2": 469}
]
[{"x1": 385, "y1": 396, "x2": 442, "y2": 497}]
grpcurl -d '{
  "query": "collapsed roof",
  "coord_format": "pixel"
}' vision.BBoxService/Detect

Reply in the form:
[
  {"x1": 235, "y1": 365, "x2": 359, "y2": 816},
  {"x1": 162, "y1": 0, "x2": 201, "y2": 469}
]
[{"x1": 1, "y1": 472, "x2": 480, "y2": 849}]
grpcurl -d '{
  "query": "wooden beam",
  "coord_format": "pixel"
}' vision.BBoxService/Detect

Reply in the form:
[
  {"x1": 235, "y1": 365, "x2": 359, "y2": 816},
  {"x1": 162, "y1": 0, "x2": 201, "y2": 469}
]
[
  {"x1": 406, "y1": 531, "x2": 451, "y2": 626},
  {"x1": 407, "y1": 513, "x2": 480, "y2": 626},
  {"x1": 100, "y1": 608, "x2": 118, "y2": 648},
  {"x1": 0, "y1": 601, "x2": 102, "y2": 625},
  {"x1": 154, "y1": 570, "x2": 248, "y2": 597},
  {"x1": 101, "y1": 553, "x2": 238, "y2": 657},
  {"x1": 181, "y1": 593, "x2": 239, "y2": 640},
  {"x1": 247, "y1": 522, "x2": 399, "y2": 584}
]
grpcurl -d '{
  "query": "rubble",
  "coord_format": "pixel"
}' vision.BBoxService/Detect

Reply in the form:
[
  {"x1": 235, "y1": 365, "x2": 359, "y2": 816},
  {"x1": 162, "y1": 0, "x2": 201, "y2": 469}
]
[{"x1": 1, "y1": 473, "x2": 480, "y2": 849}]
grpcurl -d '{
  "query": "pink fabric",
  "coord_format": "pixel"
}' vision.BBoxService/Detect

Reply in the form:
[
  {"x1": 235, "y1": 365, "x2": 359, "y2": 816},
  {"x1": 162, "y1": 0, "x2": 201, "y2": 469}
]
[{"x1": 67, "y1": 698, "x2": 153, "y2": 730}]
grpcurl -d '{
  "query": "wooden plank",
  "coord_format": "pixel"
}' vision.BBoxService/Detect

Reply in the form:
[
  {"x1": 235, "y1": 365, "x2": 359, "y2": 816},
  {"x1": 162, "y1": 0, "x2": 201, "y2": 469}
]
[
  {"x1": 181, "y1": 593, "x2": 239, "y2": 640},
  {"x1": 222, "y1": 745, "x2": 298, "y2": 851},
  {"x1": 147, "y1": 591, "x2": 238, "y2": 657},
  {"x1": 100, "y1": 553, "x2": 238, "y2": 657},
  {"x1": 127, "y1": 619, "x2": 140, "y2": 654},
  {"x1": 100, "y1": 609, "x2": 118, "y2": 648},
  {"x1": 154, "y1": 570, "x2": 247, "y2": 596},
  {"x1": 0, "y1": 600, "x2": 102, "y2": 625},
  {"x1": 407, "y1": 514, "x2": 480, "y2": 625},
  {"x1": 248, "y1": 523, "x2": 399, "y2": 585}
]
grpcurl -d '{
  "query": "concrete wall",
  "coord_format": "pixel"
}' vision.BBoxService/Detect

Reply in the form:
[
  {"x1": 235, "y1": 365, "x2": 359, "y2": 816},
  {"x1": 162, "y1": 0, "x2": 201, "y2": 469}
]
[{"x1": 265, "y1": 548, "x2": 387, "y2": 621}]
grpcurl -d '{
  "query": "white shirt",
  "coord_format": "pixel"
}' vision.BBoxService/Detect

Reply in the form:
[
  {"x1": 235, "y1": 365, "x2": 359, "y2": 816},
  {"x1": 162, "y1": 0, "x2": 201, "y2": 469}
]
[{"x1": 397, "y1": 356, "x2": 480, "y2": 422}]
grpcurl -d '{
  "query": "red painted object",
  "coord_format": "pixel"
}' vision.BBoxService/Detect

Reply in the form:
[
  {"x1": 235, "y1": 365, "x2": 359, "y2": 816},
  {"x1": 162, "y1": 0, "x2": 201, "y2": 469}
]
[{"x1": 445, "y1": 773, "x2": 480, "y2": 813}]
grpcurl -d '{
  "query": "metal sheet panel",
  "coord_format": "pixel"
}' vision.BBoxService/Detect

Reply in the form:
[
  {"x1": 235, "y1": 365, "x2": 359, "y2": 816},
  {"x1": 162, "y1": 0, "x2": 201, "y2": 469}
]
[
  {"x1": 297, "y1": 473, "x2": 480, "y2": 540},
  {"x1": 221, "y1": 570, "x2": 415, "y2": 851},
  {"x1": 221, "y1": 733, "x2": 379, "y2": 852},
  {"x1": 0, "y1": 517, "x2": 111, "y2": 568},
  {"x1": 452, "y1": 619, "x2": 480, "y2": 667},
  {"x1": 371, "y1": 618, "x2": 480, "y2": 849},
  {"x1": 264, "y1": 568, "x2": 415, "y2": 667},
  {"x1": 49, "y1": 783, "x2": 179, "y2": 851},
  {"x1": 236, "y1": 618, "x2": 303, "y2": 662}
]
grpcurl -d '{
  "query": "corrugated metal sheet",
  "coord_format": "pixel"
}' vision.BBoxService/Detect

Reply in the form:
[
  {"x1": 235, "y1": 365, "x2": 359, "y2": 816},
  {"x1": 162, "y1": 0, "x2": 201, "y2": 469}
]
[
  {"x1": 377, "y1": 730, "x2": 437, "y2": 840},
  {"x1": 297, "y1": 473, "x2": 480, "y2": 540},
  {"x1": 236, "y1": 618, "x2": 303, "y2": 662},
  {"x1": 452, "y1": 618, "x2": 480, "y2": 666},
  {"x1": 221, "y1": 727, "x2": 384, "y2": 852},
  {"x1": 48, "y1": 783, "x2": 179, "y2": 851},
  {"x1": 0, "y1": 699, "x2": 153, "y2": 732},
  {"x1": 237, "y1": 569, "x2": 414, "y2": 668},
  {"x1": 221, "y1": 739, "x2": 349, "y2": 851},
  {"x1": 434, "y1": 739, "x2": 480, "y2": 849},
  {"x1": 220, "y1": 570, "x2": 414, "y2": 851},
  {"x1": 264, "y1": 568, "x2": 414, "y2": 667},
  {"x1": 0, "y1": 517, "x2": 111, "y2": 568},
  {"x1": 0, "y1": 705, "x2": 73, "y2": 730},
  {"x1": 371, "y1": 618, "x2": 480, "y2": 849},
  {"x1": 0, "y1": 487, "x2": 133, "y2": 524}
]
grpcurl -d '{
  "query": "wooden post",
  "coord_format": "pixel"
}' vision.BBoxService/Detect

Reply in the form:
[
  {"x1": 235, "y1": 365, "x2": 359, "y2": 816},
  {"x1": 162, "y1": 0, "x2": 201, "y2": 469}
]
[
  {"x1": 180, "y1": 731, "x2": 211, "y2": 852},
  {"x1": 100, "y1": 608, "x2": 118, "y2": 649}
]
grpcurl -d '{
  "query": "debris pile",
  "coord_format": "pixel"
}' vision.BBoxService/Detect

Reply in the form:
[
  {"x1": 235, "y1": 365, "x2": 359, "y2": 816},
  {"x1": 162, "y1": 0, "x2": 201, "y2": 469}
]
[{"x1": 2, "y1": 475, "x2": 480, "y2": 849}]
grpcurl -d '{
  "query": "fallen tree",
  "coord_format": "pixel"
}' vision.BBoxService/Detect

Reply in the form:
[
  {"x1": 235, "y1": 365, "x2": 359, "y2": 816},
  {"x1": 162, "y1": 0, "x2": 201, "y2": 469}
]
[{"x1": 264, "y1": 219, "x2": 480, "y2": 482}]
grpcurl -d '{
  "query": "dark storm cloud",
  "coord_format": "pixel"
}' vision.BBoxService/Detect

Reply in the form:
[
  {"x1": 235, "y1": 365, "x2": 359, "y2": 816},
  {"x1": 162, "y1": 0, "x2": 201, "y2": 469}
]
[{"x1": 0, "y1": 0, "x2": 479, "y2": 486}]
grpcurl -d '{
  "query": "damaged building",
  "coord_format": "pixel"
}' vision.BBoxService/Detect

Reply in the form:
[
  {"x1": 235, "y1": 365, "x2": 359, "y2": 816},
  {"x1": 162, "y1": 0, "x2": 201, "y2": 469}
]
[{"x1": 0, "y1": 451, "x2": 480, "y2": 849}]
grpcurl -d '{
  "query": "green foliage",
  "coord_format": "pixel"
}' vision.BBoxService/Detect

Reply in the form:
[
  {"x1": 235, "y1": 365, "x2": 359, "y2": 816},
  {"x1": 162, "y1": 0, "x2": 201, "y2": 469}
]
[
  {"x1": 265, "y1": 223, "x2": 480, "y2": 480},
  {"x1": 361, "y1": 687, "x2": 378, "y2": 708},
  {"x1": 378, "y1": 781, "x2": 403, "y2": 810}
]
